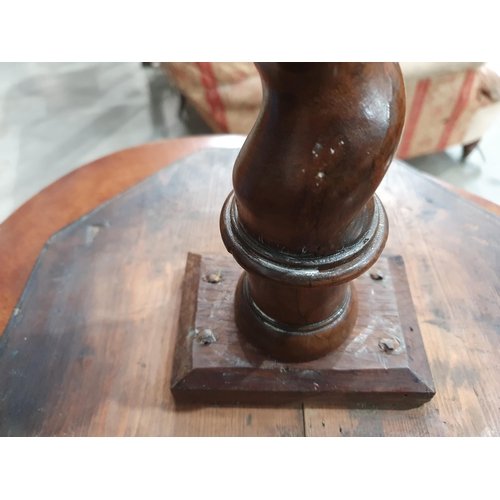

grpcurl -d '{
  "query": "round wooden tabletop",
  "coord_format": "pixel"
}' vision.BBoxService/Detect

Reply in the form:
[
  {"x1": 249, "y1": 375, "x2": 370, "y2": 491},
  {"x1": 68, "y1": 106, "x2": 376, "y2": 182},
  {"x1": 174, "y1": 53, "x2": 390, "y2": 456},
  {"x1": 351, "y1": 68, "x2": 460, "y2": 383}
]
[{"x1": 2, "y1": 135, "x2": 500, "y2": 436}]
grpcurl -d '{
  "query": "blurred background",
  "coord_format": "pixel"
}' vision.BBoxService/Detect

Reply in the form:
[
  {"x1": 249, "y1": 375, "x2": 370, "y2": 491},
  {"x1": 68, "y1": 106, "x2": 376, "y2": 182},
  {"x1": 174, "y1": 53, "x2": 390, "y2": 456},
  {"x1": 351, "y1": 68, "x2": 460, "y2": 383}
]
[{"x1": 1, "y1": 61, "x2": 500, "y2": 224}]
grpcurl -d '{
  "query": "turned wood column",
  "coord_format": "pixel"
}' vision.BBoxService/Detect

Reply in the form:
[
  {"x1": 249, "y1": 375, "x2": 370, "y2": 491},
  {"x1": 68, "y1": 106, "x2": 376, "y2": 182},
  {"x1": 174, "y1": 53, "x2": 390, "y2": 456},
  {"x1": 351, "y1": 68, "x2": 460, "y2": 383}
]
[{"x1": 220, "y1": 63, "x2": 406, "y2": 362}]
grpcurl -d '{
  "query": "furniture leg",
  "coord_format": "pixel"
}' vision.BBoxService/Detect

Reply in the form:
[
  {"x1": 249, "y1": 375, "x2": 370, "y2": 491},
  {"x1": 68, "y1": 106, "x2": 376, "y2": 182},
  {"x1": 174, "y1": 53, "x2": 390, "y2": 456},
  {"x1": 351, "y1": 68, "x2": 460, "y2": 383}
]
[
  {"x1": 178, "y1": 94, "x2": 187, "y2": 117},
  {"x1": 462, "y1": 139, "x2": 480, "y2": 161}
]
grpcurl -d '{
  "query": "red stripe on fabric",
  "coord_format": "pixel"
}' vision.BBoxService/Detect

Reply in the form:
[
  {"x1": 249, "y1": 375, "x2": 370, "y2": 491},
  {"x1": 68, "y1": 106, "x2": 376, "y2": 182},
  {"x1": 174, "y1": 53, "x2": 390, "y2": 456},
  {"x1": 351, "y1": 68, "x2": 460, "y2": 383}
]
[
  {"x1": 195, "y1": 62, "x2": 229, "y2": 132},
  {"x1": 398, "y1": 78, "x2": 432, "y2": 158},
  {"x1": 437, "y1": 70, "x2": 476, "y2": 150}
]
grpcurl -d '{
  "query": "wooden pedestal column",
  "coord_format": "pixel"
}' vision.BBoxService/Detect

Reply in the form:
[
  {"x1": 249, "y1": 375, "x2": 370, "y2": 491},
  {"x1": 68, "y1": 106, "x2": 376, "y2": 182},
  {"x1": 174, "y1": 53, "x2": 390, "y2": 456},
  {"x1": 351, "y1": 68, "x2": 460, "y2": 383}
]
[
  {"x1": 172, "y1": 63, "x2": 435, "y2": 405},
  {"x1": 222, "y1": 63, "x2": 404, "y2": 362}
]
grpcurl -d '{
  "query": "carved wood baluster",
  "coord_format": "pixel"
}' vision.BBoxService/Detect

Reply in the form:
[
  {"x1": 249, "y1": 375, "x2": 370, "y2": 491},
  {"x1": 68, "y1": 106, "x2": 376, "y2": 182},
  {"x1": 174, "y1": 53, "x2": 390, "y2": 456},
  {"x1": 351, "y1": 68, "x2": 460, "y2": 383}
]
[{"x1": 221, "y1": 62, "x2": 406, "y2": 362}]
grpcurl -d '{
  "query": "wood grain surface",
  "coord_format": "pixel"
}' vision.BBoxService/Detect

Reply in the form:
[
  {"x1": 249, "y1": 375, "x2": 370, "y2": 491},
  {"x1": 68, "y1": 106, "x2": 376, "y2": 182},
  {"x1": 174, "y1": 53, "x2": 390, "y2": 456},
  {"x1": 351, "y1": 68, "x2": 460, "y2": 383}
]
[
  {"x1": 304, "y1": 162, "x2": 500, "y2": 436},
  {"x1": 0, "y1": 148, "x2": 303, "y2": 437},
  {"x1": 171, "y1": 253, "x2": 434, "y2": 406},
  {"x1": 0, "y1": 135, "x2": 245, "y2": 338},
  {"x1": 1, "y1": 138, "x2": 499, "y2": 436}
]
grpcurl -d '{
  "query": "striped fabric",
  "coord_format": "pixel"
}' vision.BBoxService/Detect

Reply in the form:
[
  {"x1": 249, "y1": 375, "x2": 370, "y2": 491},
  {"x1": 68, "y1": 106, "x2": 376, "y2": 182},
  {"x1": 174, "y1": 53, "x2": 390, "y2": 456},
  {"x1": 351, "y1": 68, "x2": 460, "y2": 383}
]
[
  {"x1": 194, "y1": 62, "x2": 229, "y2": 132},
  {"x1": 162, "y1": 62, "x2": 261, "y2": 134},
  {"x1": 399, "y1": 69, "x2": 481, "y2": 158},
  {"x1": 162, "y1": 63, "x2": 500, "y2": 159}
]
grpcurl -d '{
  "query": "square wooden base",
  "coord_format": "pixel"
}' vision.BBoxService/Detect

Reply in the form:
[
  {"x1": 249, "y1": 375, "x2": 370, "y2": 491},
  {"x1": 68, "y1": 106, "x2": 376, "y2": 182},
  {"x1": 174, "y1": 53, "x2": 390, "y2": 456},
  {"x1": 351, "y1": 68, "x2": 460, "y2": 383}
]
[{"x1": 171, "y1": 253, "x2": 435, "y2": 407}]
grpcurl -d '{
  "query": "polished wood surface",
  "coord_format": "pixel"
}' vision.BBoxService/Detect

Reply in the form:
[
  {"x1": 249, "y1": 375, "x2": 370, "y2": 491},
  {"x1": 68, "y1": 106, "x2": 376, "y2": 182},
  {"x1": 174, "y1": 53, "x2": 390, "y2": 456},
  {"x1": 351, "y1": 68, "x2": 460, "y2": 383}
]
[
  {"x1": 1, "y1": 137, "x2": 500, "y2": 436},
  {"x1": 221, "y1": 63, "x2": 407, "y2": 361},
  {"x1": 231, "y1": 63, "x2": 405, "y2": 254}
]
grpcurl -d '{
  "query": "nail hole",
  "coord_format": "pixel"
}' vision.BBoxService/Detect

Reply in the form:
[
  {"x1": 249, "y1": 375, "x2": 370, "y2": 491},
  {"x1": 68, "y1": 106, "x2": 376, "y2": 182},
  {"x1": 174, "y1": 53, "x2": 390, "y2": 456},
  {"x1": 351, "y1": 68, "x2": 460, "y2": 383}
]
[{"x1": 197, "y1": 329, "x2": 217, "y2": 345}]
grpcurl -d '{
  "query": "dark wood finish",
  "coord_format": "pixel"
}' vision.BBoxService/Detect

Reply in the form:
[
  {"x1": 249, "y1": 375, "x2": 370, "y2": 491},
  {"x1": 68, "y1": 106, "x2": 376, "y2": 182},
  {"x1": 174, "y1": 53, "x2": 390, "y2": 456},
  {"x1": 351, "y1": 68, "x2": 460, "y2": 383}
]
[
  {"x1": 1, "y1": 140, "x2": 500, "y2": 436},
  {"x1": 0, "y1": 148, "x2": 304, "y2": 436},
  {"x1": 171, "y1": 253, "x2": 434, "y2": 406},
  {"x1": 462, "y1": 139, "x2": 480, "y2": 161},
  {"x1": 221, "y1": 63, "x2": 406, "y2": 361}
]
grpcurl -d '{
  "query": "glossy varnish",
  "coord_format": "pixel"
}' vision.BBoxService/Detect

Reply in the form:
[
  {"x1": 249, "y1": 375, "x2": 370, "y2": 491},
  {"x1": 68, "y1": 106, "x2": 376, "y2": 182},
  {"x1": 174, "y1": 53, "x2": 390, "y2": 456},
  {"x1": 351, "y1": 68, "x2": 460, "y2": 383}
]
[{"x1": 221, "y1": 63, "x2": 406, "y2": 361}]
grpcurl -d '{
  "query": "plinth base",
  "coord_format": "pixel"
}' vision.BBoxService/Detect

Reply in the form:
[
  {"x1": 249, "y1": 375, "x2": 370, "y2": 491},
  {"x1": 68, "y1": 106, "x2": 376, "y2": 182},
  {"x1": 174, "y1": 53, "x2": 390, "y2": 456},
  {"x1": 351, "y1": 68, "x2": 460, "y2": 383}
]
[{"x1": 171, "y1": 253, "x2": 435, "y2": 407}]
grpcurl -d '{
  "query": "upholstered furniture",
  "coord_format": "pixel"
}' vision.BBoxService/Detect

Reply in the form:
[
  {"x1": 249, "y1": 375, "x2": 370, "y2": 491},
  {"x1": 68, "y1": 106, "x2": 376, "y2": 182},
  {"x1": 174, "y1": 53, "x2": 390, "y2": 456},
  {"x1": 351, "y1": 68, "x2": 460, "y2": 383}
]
[{"x1": 162, "y1": 62, "x2": 500, "y2": 160}]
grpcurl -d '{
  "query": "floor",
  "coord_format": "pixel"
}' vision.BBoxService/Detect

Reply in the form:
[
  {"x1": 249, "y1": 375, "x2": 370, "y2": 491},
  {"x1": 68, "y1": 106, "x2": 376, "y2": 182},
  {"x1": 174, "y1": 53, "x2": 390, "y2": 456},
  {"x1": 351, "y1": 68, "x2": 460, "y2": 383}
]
[
  {"x1": 1, "y1": 62, "x2": 500, "y2": 224},
  {"x1": 0, "y1": 62, "x2": 211, "y2": 223},
  {"x1": 406, "y1": 123, "x2": 500, "y2": 205}
]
